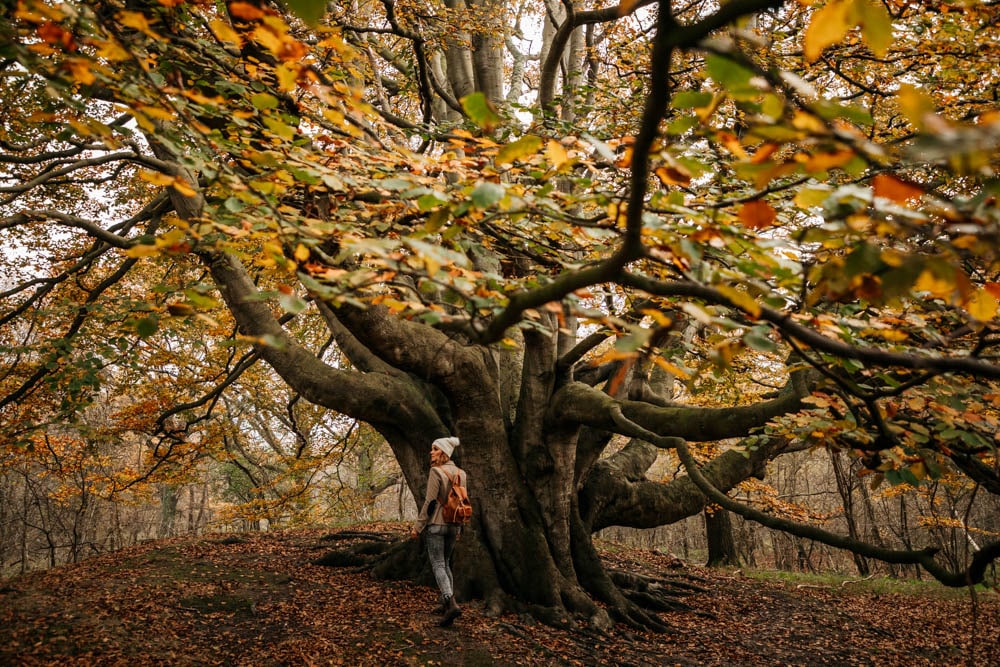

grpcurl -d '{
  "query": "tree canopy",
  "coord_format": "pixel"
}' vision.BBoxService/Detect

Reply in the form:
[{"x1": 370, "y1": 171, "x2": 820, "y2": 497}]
[{"x1": 2, "y1": 0, "x2": 999, "y2": 629}]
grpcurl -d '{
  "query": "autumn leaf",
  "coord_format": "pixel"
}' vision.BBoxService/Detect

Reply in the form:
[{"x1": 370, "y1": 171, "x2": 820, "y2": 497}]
[
  {"x1": 804, "y1": 150, "x2": 856, "y2": 173},
  {"x1": 461, "y1": 92, "x2": 501, "y2": 131},
  {"x1": 655, "y1": 165, "x2": 691, "y2": 187},
  {"x1": 964, "y1": 288, "x2": 998, "y2": 322},
  {"x1": 37, "y1": 22, "x2": 76, "y2": 50},
  {"x1": 738, "y1": 199, "x2": 777, "y2": 229},
  {"x1": 282, "y1": 0, "x2": 327, "y2": 26},
  {"x1": 803, "y1": 0, "x2": 853, "y2": 63},
  {"x1": 896, "y1": 84, "x2": 938, "y2": 130},
  {"x1": 496, "y1": 135, "x2": 542, "y2": 165},
  {"x1": 872, "y1": 174, "x2": 924, "y2": 204},
  {"x1": 117, "y1": 11, "x2": 160, "y2": 39},
  {"x1": 545, "y1": 139, "x2": 569, "y2": 168},
  {"x1": 229, "y1": 1, "x2": 266, "y2": 20},
  {"x1": 717, "y1": 284, "x2": 762, "y2": 318},
  {"x1": 855, "y1": 0, "x2": 893, "y2": 58}
]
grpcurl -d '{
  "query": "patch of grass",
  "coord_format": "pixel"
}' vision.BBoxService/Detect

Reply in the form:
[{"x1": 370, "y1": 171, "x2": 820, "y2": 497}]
[{"x1": 742, "y1": 568, "x2": 997, "y2": 598}]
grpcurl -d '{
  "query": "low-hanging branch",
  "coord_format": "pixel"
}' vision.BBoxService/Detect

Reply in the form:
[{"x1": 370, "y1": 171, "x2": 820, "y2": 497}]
[{"x1": 674, "y1": 439, "x2": 1000, "y2": 588}]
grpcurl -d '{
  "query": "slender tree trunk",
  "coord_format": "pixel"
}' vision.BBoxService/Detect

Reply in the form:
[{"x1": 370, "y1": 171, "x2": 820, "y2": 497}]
[
  {"x1": 831, "y1": 451, "x2": 870, "y2": 576},
  {"x1": 158, "y1": 484, "x2": 178, "y2": 538}
]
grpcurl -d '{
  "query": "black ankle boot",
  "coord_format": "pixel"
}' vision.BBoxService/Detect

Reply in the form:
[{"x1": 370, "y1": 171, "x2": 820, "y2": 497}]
[
  {"x1": 438, "y1": 595, "x2": 461, "y2": 627},
  {"x1": 431, "y1": 597, "x2": 446, "y2": 614}
]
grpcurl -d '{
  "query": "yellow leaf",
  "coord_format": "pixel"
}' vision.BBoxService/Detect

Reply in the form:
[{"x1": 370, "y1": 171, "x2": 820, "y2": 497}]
[
  {"x1": 965, "y1": 288, "x2": 998, "y2": 322},
  {"x1": 640, "y1": 308, "x2": 673, "y2": 328},
  {"x1": 897, "y1": 84, "x2": 938, "y2": 131},
  {"x1": 275, "y1": 64, "x2": 299, "y2": 92},
  {"x1": 209, "y1": 19, "x2": 242, "y2": 45},
  {"x1": 546, "y1": 139, "x2": 569, "y2": 168},
  {"x1": 154, "y1": 229, "x2": 187, "y2": 248},
  {"x1": 229, "y1": 2, "x2": 266, "y2": 20},
  {"x1": 914, "y1": 270, "x2": 954, "y2": 299},
  {"x1": 294, "y1": 243, "x2": 310, "y2": 262},
  {"x1": 135, "y1": 105, "x2": 174, "y2": 121},
  {"x1": 791, "y1": 111, "x2": 828, "y2": 134},
  {"x1": 65, "y1": 58, "x2": 96, "y2": 85},
  {"x1": 652, "y1": 356, "x2": 690, "y2": 380},
  {"x1": 856, "y1": 0, "x2": 893, "y2": 58},
  {"x1": 123, "y1": 244, "x2": 161, "y2": 258},
  {"x1": 803, "y1": 0, "x2": 853, "y2": 63},
  {"x1": 716, "y1": 285, "x2": 762, "y2": 318},
  {"x1": 171, "y1": 177, "x2": 197, "y2": 198},
  {"x1": 718, "y1": 131, "x2": 747, "y2": 159},
  {"x1": 117, "y1": 11, "x2": 160, "y2": 39},
  {"x1": 794, "y1": 186, "x2": 832, "y2": 209},
  {"x1": 496, "y1": 135, "x2": 542, "y2": 165},
  {"x1": 871, "y1": 329, "x2": 909, "y2": 342},
  {"x1": 96, "y1": 40, "x2": 131, "y2": 62},
  {"x1": 139, "y1": 170, "x2": 175, "y2": 187}
]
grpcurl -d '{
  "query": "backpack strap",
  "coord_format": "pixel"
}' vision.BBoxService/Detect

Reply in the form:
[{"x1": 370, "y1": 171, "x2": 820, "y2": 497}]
[{"x1": 433, "y1": 467, "x2": 455, "y2": 503}]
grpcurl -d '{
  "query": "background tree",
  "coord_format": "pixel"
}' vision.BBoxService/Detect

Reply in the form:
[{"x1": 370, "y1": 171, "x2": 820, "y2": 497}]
[{"x1": 2, "y1": 0, "x2": 999, "y2": 629}]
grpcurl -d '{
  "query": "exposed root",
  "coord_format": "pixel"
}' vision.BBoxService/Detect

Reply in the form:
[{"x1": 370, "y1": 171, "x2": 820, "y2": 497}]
[
  {"x1": 312, "y1": 530, "x2": 420, "y2": 578},
  {"x1": 319, "y1": 530, "x2": 396, "y2": 542}
]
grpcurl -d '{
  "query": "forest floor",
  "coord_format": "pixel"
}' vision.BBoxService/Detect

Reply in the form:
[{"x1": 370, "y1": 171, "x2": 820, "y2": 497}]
[{"x1": 1, "y1": 523, "x2": 998, "y2": 666}]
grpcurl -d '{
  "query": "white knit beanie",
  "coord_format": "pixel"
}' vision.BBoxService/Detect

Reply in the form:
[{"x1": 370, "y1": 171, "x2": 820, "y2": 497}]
[{"x1": 431, "y1": 436, "x2": 460, "y2": 458}]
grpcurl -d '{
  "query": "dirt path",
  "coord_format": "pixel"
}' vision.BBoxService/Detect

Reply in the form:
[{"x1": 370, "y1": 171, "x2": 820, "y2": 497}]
[{"x1": 2, "y1": 527, "x2": 997, "y2": 666}]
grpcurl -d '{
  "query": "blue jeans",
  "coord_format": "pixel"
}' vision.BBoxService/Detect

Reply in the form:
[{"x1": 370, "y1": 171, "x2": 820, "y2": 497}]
[{"x1": 425, "y1": 524, "x2": 460, "y2": 599}]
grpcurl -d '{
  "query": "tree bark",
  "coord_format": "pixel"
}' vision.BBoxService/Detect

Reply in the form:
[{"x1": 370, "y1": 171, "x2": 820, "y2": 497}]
[{"x1": 704, "y1": 508, "x2": 740, "y2": 567}]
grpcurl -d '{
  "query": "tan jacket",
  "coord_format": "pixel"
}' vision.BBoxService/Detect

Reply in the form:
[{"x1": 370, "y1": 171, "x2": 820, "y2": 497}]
[{"x1": 414, "y1": 462, "x2": 466, "y2": 533}]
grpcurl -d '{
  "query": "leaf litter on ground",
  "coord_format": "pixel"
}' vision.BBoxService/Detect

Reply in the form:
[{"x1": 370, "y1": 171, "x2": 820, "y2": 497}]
[{"x1": 1, "y1": 523, "x2": 997, "y2": 666}]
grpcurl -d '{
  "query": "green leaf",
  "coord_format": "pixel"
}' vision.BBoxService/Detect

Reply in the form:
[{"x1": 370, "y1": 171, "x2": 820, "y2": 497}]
[
  {"x1": 496, "y1": 135, "x2": 543, "y2": 165},
  {"x1": 417, "y1": 192, "x2": 448, "y2": 212},
  {"x1": 470, "y1": 181, "x2": 505, "y2": 208},
  {"x1": 136, "y1": 316, "x2": 159, "y2": 338},
  {"x1": 461, "y1": 92, "x2": 501, "y2": 130},
  {"x1": 814, "y1": 100, "x2": 874, "y2": 127},
  {"x1": 706, "y1": 54, "x2": 756, "y2": 91},
  {"x1": 378, "y1": 178, "x2": 413, "y2": 191},
  {"x1": 250, "y1": 93, "x2": 279, "y2": 110},
  {"x1": 278, "y1": 293, "x2": 308, "y2": 315},
  {"x1": 844, "y1": 243, "x2": 883, "y2": 277},
  {"x1": 614, "y1": 328, "x2": 652, "y2": 353},
  {"x1": 281, "y1": 0, "x2": 327, "y2": 26},
  {"x1": 263, "y1": 116, "x2": 296, "y2": 140},
  {"x1": 672, "y1": 91, "x2": 714, "y2": 109},
  {"x1": 744, "y1": 326, "x2": 778, "y2": 353}
]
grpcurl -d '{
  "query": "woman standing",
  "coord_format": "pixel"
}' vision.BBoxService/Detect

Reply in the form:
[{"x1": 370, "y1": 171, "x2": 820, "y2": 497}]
[{"x1": 410, "y1": 436, "x2": 467, "y2": 627}]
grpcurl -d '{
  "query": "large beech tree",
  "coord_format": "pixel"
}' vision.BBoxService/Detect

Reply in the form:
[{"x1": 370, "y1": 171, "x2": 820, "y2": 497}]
[{"x1": 2, "y1": 0, "x2": 999, "y2": 628}]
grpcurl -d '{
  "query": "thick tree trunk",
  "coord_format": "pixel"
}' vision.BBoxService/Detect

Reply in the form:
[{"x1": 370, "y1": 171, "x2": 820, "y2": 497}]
[
  {"x1": 206, "y1": 248, "x2": 811, "y2": 630},
  {"x1": 704, "y1": 508, "x2": 741, "y2": 567}
]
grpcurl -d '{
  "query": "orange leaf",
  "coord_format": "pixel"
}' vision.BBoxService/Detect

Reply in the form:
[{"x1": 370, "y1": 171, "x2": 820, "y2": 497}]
[
  {"x1": 37, "y1": 22, "x2": 76, "y2": 50},
  {"x1": 804, "y1": 149, "x2": 855, "y2": 173},
  {"x1": 229, "y1": 2, "x2": 265, "y2": 20},
  {"x1": 751, "y1": 143, "x2": 779, "y2": 164},
  {"x1": 738, "y1": 199, "x2": 777, "y2": 230},
  {"x1": 718, "y1": 131, "x2": 747, "y2": 159},
  {"x1": 655, "y1": 165, "x2": 691, "y2": 187},
  {"x1": 872, "y1": 174, "x2": 924, "y2": 204}
]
